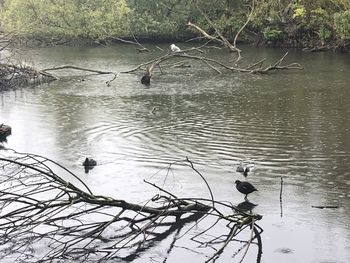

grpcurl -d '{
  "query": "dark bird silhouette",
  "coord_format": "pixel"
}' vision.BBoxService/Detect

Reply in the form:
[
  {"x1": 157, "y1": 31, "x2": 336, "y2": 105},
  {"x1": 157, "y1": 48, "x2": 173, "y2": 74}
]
[
  {"x1": 236, "y1": 200, "x2": 257, "y2": 212},
  {"x1": 235, "y1": 180, "x2": 258, "y2": 200},
  {"x1": 82, "y1": 157, "x2": 97, "y2": 173},
  {"x1": 236, "y1": 163, "x2": 250, "y2": 177},
  {"x1": 83, "y1": 157, "x2": 97, "y2": 166}
]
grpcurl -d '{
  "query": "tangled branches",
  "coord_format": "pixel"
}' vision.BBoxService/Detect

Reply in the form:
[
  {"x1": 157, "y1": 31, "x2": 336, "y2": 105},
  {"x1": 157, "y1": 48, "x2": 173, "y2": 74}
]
[
  {"x1": 0, "y1": 149, "x2": 262, "y2": 262},
  {"x1": 0, "y1": 33, "x2": 56, "y2": 90},
  {"x1": 125, "y1": 46, "x2": 303, "y2": 85},
  {"x1": 0, "y1": 63, "x2": 56, "y2": 89}
]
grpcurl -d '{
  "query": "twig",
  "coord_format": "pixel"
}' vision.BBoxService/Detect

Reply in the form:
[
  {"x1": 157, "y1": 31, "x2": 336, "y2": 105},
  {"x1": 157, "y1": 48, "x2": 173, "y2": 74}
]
[
  {"x1": 311, "y1": 205, "x2": 339, "y2": 209},
  {"x1": 280, "y1": 176, "x2": 283, "y2": 218},
  {"x1": 239, "y1": 218, "x2": 255, "y2": 263}
]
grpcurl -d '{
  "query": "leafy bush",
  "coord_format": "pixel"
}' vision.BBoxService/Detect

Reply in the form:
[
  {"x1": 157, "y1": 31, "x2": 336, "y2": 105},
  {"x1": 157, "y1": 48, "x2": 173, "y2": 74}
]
[
  {"x1": 1, "y1": 0, "x2": 132, "y2": 41},
  {"x1": 334, "y1": 11, "x2": 350, "y2": 39},
  {"x1": 263, "y1": 27, "x2": 283, "y2": 42}
]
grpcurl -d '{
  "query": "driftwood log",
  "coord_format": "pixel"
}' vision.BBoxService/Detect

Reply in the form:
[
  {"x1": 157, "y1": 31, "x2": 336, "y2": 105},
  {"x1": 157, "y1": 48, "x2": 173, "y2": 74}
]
[{"x1": 0, "y1": 149, "x2": 263, "y2": 262}]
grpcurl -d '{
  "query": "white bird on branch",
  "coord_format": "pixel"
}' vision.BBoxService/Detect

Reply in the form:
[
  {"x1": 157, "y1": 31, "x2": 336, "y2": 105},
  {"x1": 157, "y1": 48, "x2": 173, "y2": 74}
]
[{"x1": 170, "y1": 44, "x2": 181, "y2": 52}]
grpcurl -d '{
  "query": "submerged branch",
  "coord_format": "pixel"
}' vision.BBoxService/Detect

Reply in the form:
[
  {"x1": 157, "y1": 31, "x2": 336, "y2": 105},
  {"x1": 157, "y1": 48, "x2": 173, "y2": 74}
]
[
  {"x1": 42, "y1": 65, "x2": 117, "y2": 76},
  {"x1": 42, "y1": 65, "x2": 118, "y2": 85}
]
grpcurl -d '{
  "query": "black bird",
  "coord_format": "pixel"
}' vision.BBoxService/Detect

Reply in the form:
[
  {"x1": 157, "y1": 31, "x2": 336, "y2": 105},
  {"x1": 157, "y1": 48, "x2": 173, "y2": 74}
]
[
  {"x1": 82, "y1": 157, "x2": 97, "y2": 173},
  {"x1": 83, "y1": 157, "x2": 97, "y2": 166},
  {"x1": 236, "y1": 163, "x2": 250, "y2": 177},
  {"x1": 235, "y1": 180, "x2": 258, "y2": 200}
]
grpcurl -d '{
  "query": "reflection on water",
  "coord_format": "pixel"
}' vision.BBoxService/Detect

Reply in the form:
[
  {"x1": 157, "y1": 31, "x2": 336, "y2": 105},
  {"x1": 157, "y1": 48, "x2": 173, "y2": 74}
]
[
  {"x1": 1, "y1": 44, "x2": 350, "y2": 262},
  {"x1": 236, "y1": 200, "x2": 258, "y2": 213}
]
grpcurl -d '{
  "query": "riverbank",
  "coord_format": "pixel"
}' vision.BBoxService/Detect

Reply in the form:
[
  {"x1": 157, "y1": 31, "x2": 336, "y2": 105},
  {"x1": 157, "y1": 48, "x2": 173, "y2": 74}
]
[
  {"x1": 1, "y1": 0, "x2": 349, "y2": 52},
  {"x1": 8, "y1": 34, "x2": 350, "y2": 53}
]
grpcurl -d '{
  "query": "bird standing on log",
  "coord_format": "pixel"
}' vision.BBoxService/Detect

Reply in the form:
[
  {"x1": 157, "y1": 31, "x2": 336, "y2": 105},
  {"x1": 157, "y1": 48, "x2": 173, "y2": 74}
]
[
  {"x1": 170, "y1": 44, "x2": 181, "y2": 52},
  {"x1": 235, "y1": 180, "x2": 258, "y2": 200}
]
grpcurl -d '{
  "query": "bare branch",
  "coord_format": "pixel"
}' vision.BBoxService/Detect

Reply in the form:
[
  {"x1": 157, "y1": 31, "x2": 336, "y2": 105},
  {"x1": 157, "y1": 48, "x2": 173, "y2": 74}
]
[{"x1": 0, "y1": 148, "x2": 262, "y2": 262}]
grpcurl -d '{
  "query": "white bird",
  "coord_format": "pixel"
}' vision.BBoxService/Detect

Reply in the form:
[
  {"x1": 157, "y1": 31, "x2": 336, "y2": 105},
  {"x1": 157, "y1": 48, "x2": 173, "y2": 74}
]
[{"x1": 170, "y1": 44, "x2": 181, "y2": 52}]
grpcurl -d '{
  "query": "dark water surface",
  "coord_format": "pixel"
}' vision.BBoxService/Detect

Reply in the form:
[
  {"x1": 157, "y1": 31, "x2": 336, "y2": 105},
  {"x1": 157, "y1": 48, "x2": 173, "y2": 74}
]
[{"x1": 1, "y1": 44, "x2": 350, "y2": 262}]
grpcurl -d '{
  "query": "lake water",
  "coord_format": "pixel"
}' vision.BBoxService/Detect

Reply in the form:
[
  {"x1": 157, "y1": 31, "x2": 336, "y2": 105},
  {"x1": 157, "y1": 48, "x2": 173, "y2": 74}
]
[{"x1": 1, "y1": 44, "x2": 350, "y2": 262}]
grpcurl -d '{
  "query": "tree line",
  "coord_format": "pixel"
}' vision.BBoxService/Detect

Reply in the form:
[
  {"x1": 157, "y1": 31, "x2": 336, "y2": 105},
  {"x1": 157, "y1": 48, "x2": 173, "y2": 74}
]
[{"x1": 0, "y1": 0, "x2": 349, "y2": 49}]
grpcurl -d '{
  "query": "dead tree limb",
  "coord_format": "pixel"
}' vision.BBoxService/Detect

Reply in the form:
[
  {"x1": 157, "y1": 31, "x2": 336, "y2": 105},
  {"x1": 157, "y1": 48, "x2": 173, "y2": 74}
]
[
  {"x1": 0, "y1": 33, "x2": 57, "y2": 89},
  {"x1": 189, "y1": 0, "x2": 255, "y2": 62},
  {"x1": 192, "y1": 1, "x2": 238, "y2": 54},
  {"x1": 0, "y1": 148, "x2": 262, "y2": 262},
  {"x1": 124, "y1": 49, "x2": 303, "y2": 84},
  {"x1": 42, "y1": 65, "x2": 116, "y2": 75},
  {"x1": 0, "y1": 63, "x2": 57, "y2": 89},
  {"x1": 232, "y1": 0, "x2": 255, "y2": 62},
  {"x1": 102, "y1": 30, "x2": 150, "y2": 52},
  {"x1": 42, "y1": 65, "x2": 118, "y2": 85}
]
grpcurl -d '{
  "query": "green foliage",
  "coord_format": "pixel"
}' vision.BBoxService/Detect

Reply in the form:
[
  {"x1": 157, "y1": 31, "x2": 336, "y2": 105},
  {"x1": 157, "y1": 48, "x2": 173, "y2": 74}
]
[
  {"x1": 263, "y1": 27, "x2": 283, "y2": 42},
  {"x1": 334, "y1": 11, "x2": 350, "y2": 39},
  {"x1": 251, "y1": 0, "x2": 285, "y2": 28},
  {"x1": 0, "y1": 0, "x2": 350, "y2": 48},
  {"x1": 127, "y1": 0, "x2": 191, "y2": 38},
  {"x1": 1, "y1": 0, "x2": 132, "y2": 41}
]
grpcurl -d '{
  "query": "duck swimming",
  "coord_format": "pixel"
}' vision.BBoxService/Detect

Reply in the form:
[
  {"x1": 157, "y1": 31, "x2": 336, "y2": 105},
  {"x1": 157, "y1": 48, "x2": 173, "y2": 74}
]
[
  {"x1": 83, "y1": 157, "x2": 97, "y2": 167},
  {"x1": 236, "y1": 163, "x2": 251, "y2": 177}
]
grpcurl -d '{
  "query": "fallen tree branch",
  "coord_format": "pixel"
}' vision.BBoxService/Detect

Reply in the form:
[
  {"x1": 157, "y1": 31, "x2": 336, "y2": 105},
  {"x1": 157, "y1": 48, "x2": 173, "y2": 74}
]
[
  {"x1": 42, "y1": 65, "x2": 116, "y2": 75},
  {"x1": 123, "y1": 49, "x2": 303, "y2": 84},
  {"x1": 42, "y1": 65, "x2": 118, "y2": 85},
  {"x1": 0, "y1": 148, "x2": 262, "y2": 262},
  {"x1": 0, "y1": 63, "x2": 57, "y2": 89}
]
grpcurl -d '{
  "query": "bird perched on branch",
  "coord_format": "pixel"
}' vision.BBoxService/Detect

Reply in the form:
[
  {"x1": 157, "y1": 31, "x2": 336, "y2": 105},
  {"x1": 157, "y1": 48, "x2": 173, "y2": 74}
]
[
  {"x1": 235, "y1": 180, "x2": 258, "y2": 200},
  {"x1": 170, "y1": 44, "x2": 181, "y2": 52}
]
